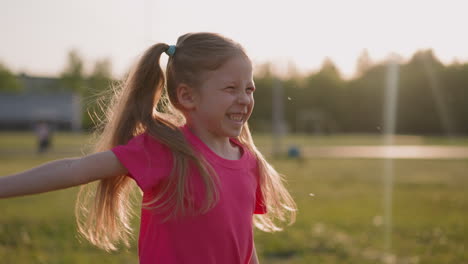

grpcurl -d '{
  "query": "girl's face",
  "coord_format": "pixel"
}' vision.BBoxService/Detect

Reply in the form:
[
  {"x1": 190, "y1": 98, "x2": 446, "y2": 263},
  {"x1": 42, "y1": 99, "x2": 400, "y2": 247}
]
[{"x1": 188, "y1": 55, "x2": 255, "y2": 140}]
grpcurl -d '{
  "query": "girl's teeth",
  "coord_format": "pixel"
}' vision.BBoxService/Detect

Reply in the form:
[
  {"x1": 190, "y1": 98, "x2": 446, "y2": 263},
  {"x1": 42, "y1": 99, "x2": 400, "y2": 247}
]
[{"x1": 229, "y1": 114, "x2": 243, "y2": 121}]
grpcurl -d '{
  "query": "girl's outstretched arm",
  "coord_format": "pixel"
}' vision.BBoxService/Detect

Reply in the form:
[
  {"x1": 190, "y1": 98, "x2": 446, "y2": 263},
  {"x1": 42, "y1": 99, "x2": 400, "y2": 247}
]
[{"x1": 0, "y1": 151, "x2": 126, "y2": 198}]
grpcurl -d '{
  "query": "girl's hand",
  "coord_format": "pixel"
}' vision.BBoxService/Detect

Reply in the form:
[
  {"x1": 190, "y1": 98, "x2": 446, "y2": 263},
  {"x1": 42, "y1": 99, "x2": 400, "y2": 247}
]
[{"x1": 0, "y1": 151, "x2": 127, "y2": 198}]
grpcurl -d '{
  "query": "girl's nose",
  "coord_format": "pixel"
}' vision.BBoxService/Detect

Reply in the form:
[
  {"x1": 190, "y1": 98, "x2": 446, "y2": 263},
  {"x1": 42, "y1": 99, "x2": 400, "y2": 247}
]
[{"x1": 237, "y1": 91, "x2": 251, "y2": 105}]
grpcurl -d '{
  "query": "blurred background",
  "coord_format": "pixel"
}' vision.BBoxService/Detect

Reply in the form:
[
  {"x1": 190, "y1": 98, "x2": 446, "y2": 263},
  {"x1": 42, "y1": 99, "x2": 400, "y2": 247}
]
[{"x1": 0, "y1": 0, "x2": 467, "y2": 263}]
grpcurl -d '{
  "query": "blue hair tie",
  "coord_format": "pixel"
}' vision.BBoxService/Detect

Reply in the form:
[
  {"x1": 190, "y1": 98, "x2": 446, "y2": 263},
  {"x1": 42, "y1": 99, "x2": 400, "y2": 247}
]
[{"x1": 165, "y1": 45, "x2": 176, "y2": 56}]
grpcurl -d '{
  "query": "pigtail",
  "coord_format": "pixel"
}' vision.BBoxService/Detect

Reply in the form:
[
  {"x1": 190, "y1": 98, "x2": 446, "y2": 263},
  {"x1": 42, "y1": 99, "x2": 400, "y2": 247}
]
[
  {"x1": 76, "y1": 43, "x2": 171, "y2": 251},
  {"x1": 238, "y1": 123, "x2": 297, "y2": 231}
]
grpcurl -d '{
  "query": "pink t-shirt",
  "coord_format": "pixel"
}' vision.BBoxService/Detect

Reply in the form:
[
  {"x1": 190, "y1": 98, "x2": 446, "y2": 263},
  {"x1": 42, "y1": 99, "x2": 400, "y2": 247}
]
[{"x1": 111, "y1": 125, "x2": 266, "y2": 264}]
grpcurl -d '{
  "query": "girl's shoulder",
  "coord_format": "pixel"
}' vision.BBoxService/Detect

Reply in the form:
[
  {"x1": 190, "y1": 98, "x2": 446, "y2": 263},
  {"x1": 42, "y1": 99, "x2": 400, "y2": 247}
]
[
  {"x1": 112, "y1": 131, "x2": 174, "y2": 191},
  {"x1": 113, "y1": 131, "x2": 173, "y2": 163},
  {"x1": 123, "y1": 131, "x2": 165, "y2": 149}
]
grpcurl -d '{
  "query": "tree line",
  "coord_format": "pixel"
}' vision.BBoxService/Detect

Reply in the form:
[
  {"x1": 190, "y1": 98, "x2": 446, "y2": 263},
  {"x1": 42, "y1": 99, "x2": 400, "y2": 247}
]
[
  {"x1": 1, "y1": 49, "x2": 467, "y2": 135},
  {"x1": 251, "y1": 50, "x2": 468, "y2": 135}
]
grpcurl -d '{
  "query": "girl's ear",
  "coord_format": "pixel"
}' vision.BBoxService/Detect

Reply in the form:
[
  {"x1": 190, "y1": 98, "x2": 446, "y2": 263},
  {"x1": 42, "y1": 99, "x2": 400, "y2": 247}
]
[{"x1": 176, "y1": 83, "x2": 197, "y2": 110}]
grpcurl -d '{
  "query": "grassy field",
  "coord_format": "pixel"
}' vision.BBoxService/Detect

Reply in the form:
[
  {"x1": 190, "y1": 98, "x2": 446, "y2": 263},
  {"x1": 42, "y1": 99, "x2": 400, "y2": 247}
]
[{"x1": 0, "y1": 132, "x2": 467, "y2": 263}]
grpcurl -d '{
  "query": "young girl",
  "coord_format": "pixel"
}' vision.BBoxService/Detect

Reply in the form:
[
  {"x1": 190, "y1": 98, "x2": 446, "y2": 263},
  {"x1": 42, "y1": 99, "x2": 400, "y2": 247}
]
[{"x1": 0, "y1": 32, "x2": 296, "y2": 264}]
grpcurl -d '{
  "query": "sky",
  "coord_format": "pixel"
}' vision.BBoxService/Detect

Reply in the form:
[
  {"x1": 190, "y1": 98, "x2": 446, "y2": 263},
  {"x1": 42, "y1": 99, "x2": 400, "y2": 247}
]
[{"x1": 0, "y1": 0, "x2": 467, "y2": 79}]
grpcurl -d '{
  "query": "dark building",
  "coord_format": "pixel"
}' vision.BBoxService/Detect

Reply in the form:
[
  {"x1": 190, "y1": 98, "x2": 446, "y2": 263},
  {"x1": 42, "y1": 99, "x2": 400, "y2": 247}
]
[{"x1": 0, "y1": 75, "x2": 82, "y2": 131}]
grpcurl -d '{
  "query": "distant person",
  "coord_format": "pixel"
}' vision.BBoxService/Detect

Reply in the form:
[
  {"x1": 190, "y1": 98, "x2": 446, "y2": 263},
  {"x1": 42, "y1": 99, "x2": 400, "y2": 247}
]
[
  {"x1": 287, "y1": 145, "x2": 301, "y2": 158},
  {"x1": 36, "y1": 121, "x2": 51, "y2": 153},
  {"x1": 0, "y1": 33, "x2": 296, "y2": 264}
]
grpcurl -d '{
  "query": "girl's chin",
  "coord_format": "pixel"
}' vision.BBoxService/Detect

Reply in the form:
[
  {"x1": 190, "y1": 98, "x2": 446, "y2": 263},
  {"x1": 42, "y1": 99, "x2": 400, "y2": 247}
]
[{"x1": 225, "y1": 126, "x2": 243, "y2": 137}]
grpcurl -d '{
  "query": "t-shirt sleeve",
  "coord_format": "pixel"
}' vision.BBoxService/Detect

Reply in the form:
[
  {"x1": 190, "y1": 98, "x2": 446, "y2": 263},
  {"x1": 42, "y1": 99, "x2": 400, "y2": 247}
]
[
  {"x1": 111, "y1": 133, "x2": 173, "y2": 192},
  {"x1": 254, "y1": 183, "x2": 267, "y2": 214}
]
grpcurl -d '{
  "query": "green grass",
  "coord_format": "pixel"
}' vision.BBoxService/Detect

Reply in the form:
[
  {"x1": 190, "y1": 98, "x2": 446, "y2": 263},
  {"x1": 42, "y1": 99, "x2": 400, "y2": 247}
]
[
  {"x1": 0, "y1": 132, "x2": 467, "y2": 263},
  {"x1": 252, "y1": 133, "x2": 468, "y2": 147},
  {"x1": 255, "y1": 159, "x2": 467, "y2": 263}
]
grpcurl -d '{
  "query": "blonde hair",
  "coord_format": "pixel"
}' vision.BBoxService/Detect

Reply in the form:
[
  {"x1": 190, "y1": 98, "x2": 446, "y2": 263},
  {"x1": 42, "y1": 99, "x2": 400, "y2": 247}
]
[{"x1": 75, "y1": 32, "x2": 296, "y2": 251}]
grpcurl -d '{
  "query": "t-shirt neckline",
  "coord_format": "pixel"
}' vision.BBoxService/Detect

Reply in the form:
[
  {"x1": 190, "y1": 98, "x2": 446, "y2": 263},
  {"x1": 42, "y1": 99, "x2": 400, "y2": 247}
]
[{"x1": 181, "y1": 125, "x2": 248, "y2": 168}]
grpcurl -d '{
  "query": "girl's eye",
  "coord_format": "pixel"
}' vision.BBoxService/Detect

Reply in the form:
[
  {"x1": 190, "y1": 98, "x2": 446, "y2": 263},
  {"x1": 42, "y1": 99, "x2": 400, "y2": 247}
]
[
  {"x1": 246, "y1": 87, "x2": 255, "y2": 93},
  {"x1": 225, "y1": 86, "x2": 236, "y2": 92}
]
